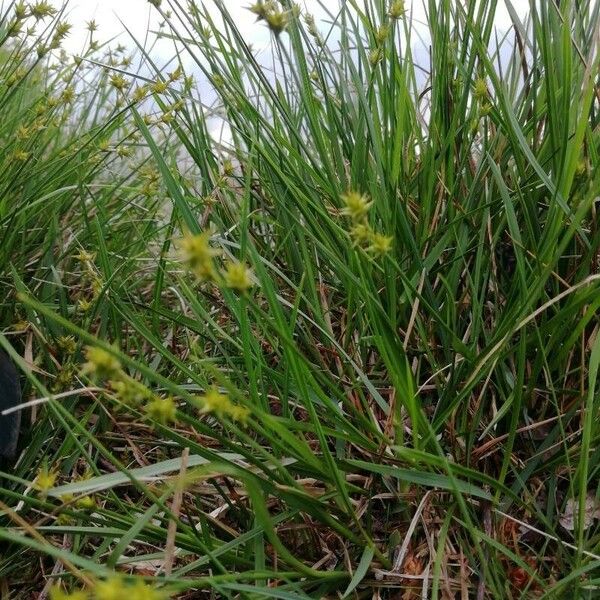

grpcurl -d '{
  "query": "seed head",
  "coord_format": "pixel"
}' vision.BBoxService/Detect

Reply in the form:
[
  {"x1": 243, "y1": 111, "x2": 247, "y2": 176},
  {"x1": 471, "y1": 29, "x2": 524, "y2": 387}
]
[
  {"x1": 169, "y1": 66, "x2": 183, "y2": 82},
  {"x1": 341, "y1": 191, "x2": 372, "y2": 222},
  {"x1": 349, "y1": 222, "x2": 374, "y2": 245},
  {"x1": 132, "y1": 86, "x2": 148, "y2": 103},
  {"x1": 55, "y1": 21, "x2": 72, "y2": 39},
  {"x1": 368, "y1": 232, "x2": 393, "y2": 256},
  {"x1": 480, "y1": 102, "x2": 492, "y2": 116},
  {"x1": 248, "y1": 1, "x2": 276, "y2": 20},
  {"x1": 198, "y1": 388, "x2": 249, "y2": 422},
  {"x1": 222, "y1": 159, "x2": 234, "y2": 176},
  {"x1": 75, "y1": 495, "x2": 96, "y2": 510},
  {"x1": 95, "y1": 577, "x2": 126, "y2": 600},
  {"x1": 129, "y1": 580, "x2": 167, "y2": 600},
  {"x1": 35, "y1": 466, "x2": 57, "y2": 494},
  {"x1": 369, "y1": 48, "x2": 383, "y2": 66},
  {"x1": 265, "y1": 10, "x2": 289, "y2": 35},
  {"x1": 49, "y1": 586, "x2": 88, "y2": 600},
  {"x1": 151, "y1": 80, "x2": 169, "y2": 94},
  {"x1": 388, "y1": 0, "x2": 405, "y2": 19},
  {"x1": 74, "y1": 249, "x2": 96, "y2": 264},
  {"x1": 375, "y1": 24, "x2": 390, "y2": 45},
  {"x1": 14, "y1": 2, "x2": 27, "y2": 20},
  {"x1": 146, "y1": 396, "x2": 177, "y2": 424},
  {"x1": 12, "y1": 150, "x2": 30, "y2": 161},
  {"x1": 82, "y1": 346, "x2": 121, "y2": 380},
  {"x1": 57, "y1": 335, "x2": 77, "y2": 355},
  {"x1": 30, "y1": 1, "x2": 57, "y2": 21},
  {"x1": 110, "y1": 74, "x2": 127, "y2": 92},
  {"x1": 180, "y1": 231, "x2": 218, "y2": 281},
  {"x1": 110, "y1": 376, "x2": 150, "y2": 407},
  {"x1": 52, "y1": 365, "x2": 75, "y2": 392},
  {"x1": 61, "y1": 86, "x2": 75, "y2": 103},
  {"x1": 223, "y1": 261, "x2": 254, "y2": 292},
  {"x1": 77, "y1": 298, "x2": 92, "y2": 312},
  {"x1": 474, "y1": 78, "x2": 488, "y2": 100}
]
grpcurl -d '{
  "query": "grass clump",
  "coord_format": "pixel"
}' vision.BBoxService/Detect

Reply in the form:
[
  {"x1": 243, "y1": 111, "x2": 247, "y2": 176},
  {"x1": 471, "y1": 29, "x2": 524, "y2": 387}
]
[{"x1": 1, "y1": 0, "x2": 600, "y2": 597}]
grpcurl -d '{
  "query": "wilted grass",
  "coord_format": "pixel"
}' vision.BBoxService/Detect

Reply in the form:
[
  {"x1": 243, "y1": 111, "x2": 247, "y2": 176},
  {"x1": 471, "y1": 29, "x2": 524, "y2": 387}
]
[{"x1": 1, "y1": 0, "x2": 600, "y2": 597}]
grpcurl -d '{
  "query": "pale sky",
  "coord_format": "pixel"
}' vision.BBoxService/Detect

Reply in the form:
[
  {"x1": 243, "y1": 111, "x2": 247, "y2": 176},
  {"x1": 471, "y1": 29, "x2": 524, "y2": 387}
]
[
  {"x1": 41, "y1": 1, "x2": 530, "y2": 144},
  {"x1": 50, "y1": 1, "x2": 527, "y2": 56}
]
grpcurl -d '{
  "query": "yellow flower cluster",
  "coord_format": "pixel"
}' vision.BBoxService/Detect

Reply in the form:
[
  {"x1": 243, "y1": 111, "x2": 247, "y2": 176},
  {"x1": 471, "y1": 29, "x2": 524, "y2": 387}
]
[
  {"x1": 49, "y1": 588, "x2": 87, "y2": 600},
  {"x1": 8, "y1": 2, "x2": 71, "y2": 50},
  {"x1": 341, "y1": 191, "x2": 372, "y2": 221},
  {"x1": 473, "y1": 77, "x2": 488, "y2": 100},
  {"x1": 82, "y1": 347, "x2": 121, "y2": 380},
  {"x1": 223, "y1": 261, "x2": 253, "y2": 291},
  {"x1": 304, "y1": 13, "x2": 323, "y2": 46},
  {"x1": 35, "y1": 465, "x2": 58, "y2": 494},
  {"x1": 180, "y1": 232, "x2": 218, "y2": 281},
  {"x1": 49, "y1": 576, "x2": 168, "y2": 600},
  {"x1": 30, "y1": 1, "x2": 56, "y2": 20},
  {"x1": 72, "y1": 248, "x2": 103, "y2": 313},
  {"x1": 52, "y1": 364, "x2": 76, "y2": 393},
  {"x1": 375, "y1": 24, "x2": 390, "y2": 45},
  {"x1": 12, "y1": 149, "x2": 30, "y2": 162},
  {"x1": 138, "y1": 165, "x2": 160, "y2": 197},
  {"x1": 109, "y1": 73, "x2": 127, "y2": 92},
  {"x1": 196, "y1": 387, "x2": 249, "y2": 423},
  {"x1": 82, "y1": 345, "x2": 178, "y2": 425},
  {"x1": 75, "y1": 495, "x2": 96, "y2": 510},
  {"x1": 145, "y1": 396, "x2": 177, "y2": 424},
  {"x1": 340, "y1": 191, "x2": 393, "y2": 257},
  {"x1": 248, "y1": 1, "x2": 291, "y2": 35},
  {"x1": 180, "y1": 231, "x2": 255, "y2": 292},
  {"x1": 56, "y1": 335, "x2": 77, "y2": 355},
  {"x1": 109, "y1": 376, "x2": 152, "y2": 407},
  {"x1": 37, "y1": 470, "x2": 94, "y2": 510},
  {"x1": 472, "y1": 77, "x2": 492, "y2": 118},
  {"x1": 388, "y1": 0, "x2": 405, "y2": 19}
]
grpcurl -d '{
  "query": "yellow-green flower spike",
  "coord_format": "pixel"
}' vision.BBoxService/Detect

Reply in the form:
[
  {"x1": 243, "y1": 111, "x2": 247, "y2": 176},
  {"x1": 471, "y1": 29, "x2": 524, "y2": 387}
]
[
  {"x1": 388, "y1": 0, "x2": 405, "y2": 19},
  {"x1": 110, "y1": 376, "x2": 151, "y2": 407},
  {"x1": 35, "y1": 466, "x2": 57, "y2": 494},
  {"x1": 341, "y1": 191, "x2": 372, "y2": 222},
  {"x1": 474, "y1": 78, "x2": 488, "y2": 100},
  {"x1": 368, "y1": 232, "x2": 393, "y2": 256},
  {"x1": 75, "y1": 495, "x2": 96, "y2": 510},
  {"x1": 129, "y1": 580, "x2": 167, "y2": 600},
  {"x1": 49, "y1": 586, "x2": 88, "y2": 600},
  {"x1": 265, "y1": 10, "x2": 289, "y2": 35},
  {"x1": 146, "y1": 396, "x2": 177, "y2": 424},
  {"x1": 94, "y1": 577, "x2": 126, "y2": 600},
  {"x1": 82, "y1": 346, "x2": 121, "y2": 380},
  {"x1": 198, "y1": 388, "x2": 249, "y2": 422},
  {"x1": 180, "y1": 231, "x2": 218, "y2": 281},
  {"x1": 349, "y1": 222, "x2": 374, "y2": 245},
  {"x1": 223, "y1": 261, "x2": 254, "y2": 292}
]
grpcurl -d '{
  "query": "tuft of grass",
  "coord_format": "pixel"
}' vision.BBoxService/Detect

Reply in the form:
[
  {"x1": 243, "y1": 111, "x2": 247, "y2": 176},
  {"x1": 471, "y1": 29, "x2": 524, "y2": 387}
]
[{"x1": 1, "y1": 0, "x2": 600, "y2": 597}]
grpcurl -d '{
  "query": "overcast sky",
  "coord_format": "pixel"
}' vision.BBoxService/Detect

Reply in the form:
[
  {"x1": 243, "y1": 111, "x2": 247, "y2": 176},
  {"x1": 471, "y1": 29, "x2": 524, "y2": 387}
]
[
  {"x1": 51, "y1": 1, "x2": 527, "y2": 56},
  {"x1": 42, "y1": 1, "x2": 529, "y2": 143}
]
